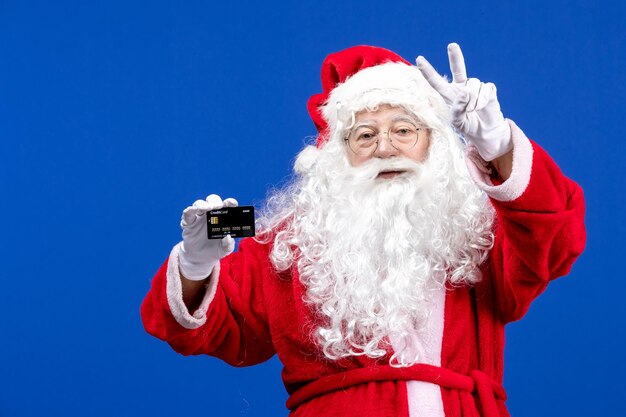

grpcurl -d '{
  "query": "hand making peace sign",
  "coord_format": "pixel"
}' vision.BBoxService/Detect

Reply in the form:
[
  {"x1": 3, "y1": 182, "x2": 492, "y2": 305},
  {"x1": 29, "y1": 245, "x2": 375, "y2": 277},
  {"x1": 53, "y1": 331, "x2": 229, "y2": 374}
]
[{"x1": 416, "y1": 43, "x2": 512, "y2": 162}]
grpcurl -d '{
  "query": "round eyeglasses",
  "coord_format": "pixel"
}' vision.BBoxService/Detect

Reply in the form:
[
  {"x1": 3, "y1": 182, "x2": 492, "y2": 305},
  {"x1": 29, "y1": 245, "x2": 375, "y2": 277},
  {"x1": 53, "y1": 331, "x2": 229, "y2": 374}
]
[{"x1": 344, "y1": 122, "x2": 426, "y2": 157}]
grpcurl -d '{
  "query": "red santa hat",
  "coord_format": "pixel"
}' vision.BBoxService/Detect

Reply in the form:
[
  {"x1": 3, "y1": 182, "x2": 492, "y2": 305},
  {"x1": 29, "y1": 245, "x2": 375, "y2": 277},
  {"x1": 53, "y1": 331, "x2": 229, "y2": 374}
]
[{"x1": 308, "y1": 45, "x2": 451, "y2": 148}]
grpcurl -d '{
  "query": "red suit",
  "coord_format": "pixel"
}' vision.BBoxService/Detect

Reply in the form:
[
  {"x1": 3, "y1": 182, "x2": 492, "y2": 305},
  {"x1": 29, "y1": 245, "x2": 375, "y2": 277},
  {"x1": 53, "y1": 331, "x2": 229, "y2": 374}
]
[{"x1": 141, "y1": 123, "x2": 586, "y2": 417}]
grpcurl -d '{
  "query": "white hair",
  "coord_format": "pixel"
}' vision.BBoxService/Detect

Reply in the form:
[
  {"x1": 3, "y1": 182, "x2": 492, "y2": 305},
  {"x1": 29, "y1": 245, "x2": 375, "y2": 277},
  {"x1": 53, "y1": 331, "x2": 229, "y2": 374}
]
[{"x1": 255, "y1": 61, "x2": 493, "y2": 366}]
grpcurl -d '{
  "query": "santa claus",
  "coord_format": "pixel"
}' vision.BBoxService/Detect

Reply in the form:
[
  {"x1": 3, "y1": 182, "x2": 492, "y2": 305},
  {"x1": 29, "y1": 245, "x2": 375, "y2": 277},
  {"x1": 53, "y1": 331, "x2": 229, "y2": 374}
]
[{"x1": 141, "y1": 43, "x2": 586, "y2": 417}]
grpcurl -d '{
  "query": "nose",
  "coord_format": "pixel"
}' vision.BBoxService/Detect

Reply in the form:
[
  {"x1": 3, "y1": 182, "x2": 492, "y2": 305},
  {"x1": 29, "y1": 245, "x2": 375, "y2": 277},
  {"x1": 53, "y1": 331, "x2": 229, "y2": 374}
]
[{"x1": 372, "y1": 132, "x2": 399, "y2": 159}]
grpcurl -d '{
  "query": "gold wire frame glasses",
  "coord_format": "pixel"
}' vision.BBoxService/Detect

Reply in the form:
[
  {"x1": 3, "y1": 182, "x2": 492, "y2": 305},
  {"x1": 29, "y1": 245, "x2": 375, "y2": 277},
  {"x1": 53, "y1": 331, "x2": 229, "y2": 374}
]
[{"x1": 344, "y1": 122, "x2": 426, "y2": 156}]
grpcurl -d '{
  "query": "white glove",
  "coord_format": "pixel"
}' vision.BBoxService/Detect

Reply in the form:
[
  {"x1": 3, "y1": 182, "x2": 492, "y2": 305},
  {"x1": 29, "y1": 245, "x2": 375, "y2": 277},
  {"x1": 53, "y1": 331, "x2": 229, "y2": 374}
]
[
  {"x1": 416, "y1": 43, "x2": 512, "y2": 161},
  {"x1": 178, "y1": 194, "x2": 238, "y2": 280}
]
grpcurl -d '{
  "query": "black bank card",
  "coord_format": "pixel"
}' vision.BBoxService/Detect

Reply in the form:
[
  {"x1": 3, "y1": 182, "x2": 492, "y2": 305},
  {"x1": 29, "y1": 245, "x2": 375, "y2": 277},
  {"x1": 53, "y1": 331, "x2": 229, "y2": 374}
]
[{"x1": 207, "y1": 206, "x2": 255, "y2": 239}]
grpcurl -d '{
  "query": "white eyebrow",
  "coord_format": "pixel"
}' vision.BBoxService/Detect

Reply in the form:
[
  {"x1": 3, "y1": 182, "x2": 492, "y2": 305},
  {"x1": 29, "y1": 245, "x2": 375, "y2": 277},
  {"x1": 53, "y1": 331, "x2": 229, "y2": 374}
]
[
  {"x1": 352, "y1": 120, "x2": 377, "y2": 131},
  {"x1": 352, "y1": 115, "x2": 419, "y2": 131},
  {"x1": 391, "y1": 115, "x2": 419, "y2": 125}
]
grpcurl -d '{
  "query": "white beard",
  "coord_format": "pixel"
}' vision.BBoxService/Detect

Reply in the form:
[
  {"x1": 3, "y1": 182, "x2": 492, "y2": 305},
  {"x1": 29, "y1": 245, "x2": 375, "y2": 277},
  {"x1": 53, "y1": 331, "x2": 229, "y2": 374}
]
[{"x1": 257, "y1": 132, "x2": 494, "y2": 366}]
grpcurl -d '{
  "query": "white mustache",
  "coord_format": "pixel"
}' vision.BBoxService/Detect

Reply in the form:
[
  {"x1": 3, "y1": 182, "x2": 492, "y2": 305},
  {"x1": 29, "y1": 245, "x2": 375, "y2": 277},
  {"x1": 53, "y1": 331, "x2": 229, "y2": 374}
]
[{"x1": 349, "y1": 157, "x2": 423, "y2": 181}]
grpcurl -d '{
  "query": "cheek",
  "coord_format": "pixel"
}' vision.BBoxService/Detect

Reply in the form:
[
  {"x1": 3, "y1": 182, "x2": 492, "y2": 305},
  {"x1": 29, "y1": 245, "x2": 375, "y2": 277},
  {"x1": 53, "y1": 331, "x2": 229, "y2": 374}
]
[
  {"x1": 347, "y1": 151, "x2": 369, "y2": 166},
  {"x1": 418, "y1": 144, "x2": 430, "y2": 162},
  {"x1": 416, "y1": 136, "x2": 431, "y2": 162},
  {"x1": 404, "y1": 139, "x2": 430, "y2": 163}
]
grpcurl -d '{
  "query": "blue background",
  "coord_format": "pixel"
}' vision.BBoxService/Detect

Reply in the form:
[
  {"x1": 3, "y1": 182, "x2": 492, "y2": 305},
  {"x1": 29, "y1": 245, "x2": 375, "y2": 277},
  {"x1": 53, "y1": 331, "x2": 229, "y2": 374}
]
[{"x1": 1, "y1": 1, "x2": 623, "y2": 416}]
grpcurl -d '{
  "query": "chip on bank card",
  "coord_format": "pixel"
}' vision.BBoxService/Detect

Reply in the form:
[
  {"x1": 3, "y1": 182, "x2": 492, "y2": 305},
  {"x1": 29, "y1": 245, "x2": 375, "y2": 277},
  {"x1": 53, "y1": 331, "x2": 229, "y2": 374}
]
[{"x1": 207, "y1": 206, "x2": 256, "y2": 239}]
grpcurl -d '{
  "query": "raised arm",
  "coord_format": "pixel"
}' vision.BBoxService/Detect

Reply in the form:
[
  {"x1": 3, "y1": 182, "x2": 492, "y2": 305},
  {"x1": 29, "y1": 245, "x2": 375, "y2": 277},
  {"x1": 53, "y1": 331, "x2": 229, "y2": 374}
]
[
  {"x1": 483, "y1": 134, "x2": 586, "y2": 323},
  {"x1": 417, "y1": 43, "x2": 586, "y2": 322},
  {"x1": 141, "y1": 195, "x2": 276, "y2": 366}
]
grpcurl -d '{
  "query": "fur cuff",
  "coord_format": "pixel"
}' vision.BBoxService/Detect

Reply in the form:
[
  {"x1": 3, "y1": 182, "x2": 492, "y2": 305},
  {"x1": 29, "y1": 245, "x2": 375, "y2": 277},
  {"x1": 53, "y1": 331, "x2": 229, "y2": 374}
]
[
  {"x1": 465, "y1": 119, "x2": 533, "y2": 202},
  {"x1": 166, "y1": 242, "x2": 220, "y2": 329}
]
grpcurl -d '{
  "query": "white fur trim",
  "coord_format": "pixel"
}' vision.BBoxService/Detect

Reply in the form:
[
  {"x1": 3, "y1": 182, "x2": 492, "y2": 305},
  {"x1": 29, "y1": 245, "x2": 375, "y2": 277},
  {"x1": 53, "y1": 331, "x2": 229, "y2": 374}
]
[
  {"x1": 166, "y1": 242, "x2": 220, "y2": 330},
  {"x1": 390, "y1": 284, "x2": 446, "y2": 417},
  {"x1": 321, "y1": 62, "x2": 451, "y2": 144},
  {"x1": 465, "y1": 119, "x2": 533, "y2": 202}
]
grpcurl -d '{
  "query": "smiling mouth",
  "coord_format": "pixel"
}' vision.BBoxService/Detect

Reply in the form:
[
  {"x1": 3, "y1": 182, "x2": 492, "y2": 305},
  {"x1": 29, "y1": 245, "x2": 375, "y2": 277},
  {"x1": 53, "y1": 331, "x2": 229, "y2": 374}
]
[{"x1": 376, "y1": 170, "x2": 407, "y2": 179}]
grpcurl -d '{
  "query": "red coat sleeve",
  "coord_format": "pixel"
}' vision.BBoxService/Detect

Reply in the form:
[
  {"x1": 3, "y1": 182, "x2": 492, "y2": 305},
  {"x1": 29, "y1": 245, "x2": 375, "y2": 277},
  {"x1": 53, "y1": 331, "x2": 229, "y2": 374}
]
[
  {"x1": 140, "y1": 238, "x2": 276, "y2": 367},
  {"x1": 482, "y1": 137, "x2": 586, "y2": 324}
]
